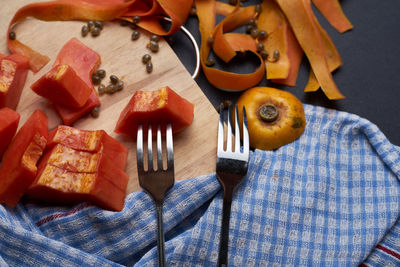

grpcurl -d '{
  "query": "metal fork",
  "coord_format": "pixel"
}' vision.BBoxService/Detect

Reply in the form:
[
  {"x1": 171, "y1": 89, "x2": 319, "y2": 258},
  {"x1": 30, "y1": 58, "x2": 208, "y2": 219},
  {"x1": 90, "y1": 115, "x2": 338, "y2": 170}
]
[
  {"x1": 137, "y1": 124, "x2": 175, "y2": 267},
  {"x1": 216, "y1": 105, "x2": 250, "y2": 267}
]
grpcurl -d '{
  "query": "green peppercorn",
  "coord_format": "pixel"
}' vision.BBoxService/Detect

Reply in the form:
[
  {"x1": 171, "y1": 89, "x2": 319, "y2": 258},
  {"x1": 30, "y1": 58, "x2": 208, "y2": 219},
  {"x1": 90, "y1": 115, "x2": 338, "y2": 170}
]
[
  {"x1": 206, "y1": 58, "x2": 216, "y2": 67},
  {"x1": 142, "y1": 54, "x2": 151, "y2": 64},
  {"x1": 98, "y1": 84, "x2": 106, "y2": 96},
  {"x1": 96, "y1": 69, "x2": 106, "y2": 79},
  {"x1": 91, "y1": 106, "x2": 100, "y2": 118},
  {"x1": 87, "y1": 20, "x2": 95, "y2": 30},
  {"x1": 148, "y1": 40, "x2": 159, "y2": 52},
  {"x1": 91, "y1": 74, "x2": 101, "y2": 85},
  {"x1": 150, "y1": 35, "x2": 160, "y2": 43},
  {"x1": 116, "y1": 81, "x2": 124, "y2": 91},
  {"x1": 8, "y1": 31, "x2": 16, "y2": 40},
  {"x1": 91, "y1": 27, "x2": 101, "y2": 37},
  {"x1": 146, "y1": 62, "x2": 153, "y2": 73},
  {"x1": 110, "y1": 75, "x2": 119, "y2": 84},
  {"x1": 94, "y1": 21, "x2": 103, "y2": 30},
  {"x1": 131, "y1": 30, "x2": 140, "y2": 40},
  {"x1": 133, "y1": 15, "x2": 141, "y2": 24}
]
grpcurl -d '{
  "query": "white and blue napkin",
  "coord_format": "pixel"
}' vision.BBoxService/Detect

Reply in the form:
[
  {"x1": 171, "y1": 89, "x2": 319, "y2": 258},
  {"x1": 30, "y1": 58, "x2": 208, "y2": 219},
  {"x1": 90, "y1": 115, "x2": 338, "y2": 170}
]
[{"x1": 1, "y1": 104, "x2": 399, "y2": 266}]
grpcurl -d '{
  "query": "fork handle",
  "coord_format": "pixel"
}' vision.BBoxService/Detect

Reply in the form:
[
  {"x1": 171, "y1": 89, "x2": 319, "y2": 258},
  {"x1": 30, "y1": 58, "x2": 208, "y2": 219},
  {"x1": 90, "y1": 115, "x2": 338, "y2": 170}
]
[
  {"x1": 217, "y1": 197, "x2": 232, "y2": 267},
  {"x1": 156, "y1": 202, "x2": 166, "y2": 267}
]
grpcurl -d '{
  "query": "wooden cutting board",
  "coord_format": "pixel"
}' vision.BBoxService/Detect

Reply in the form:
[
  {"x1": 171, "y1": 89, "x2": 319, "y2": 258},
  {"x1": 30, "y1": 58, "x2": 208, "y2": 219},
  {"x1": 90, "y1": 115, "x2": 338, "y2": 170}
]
[{"x1": 0, "y1": 1, "x2": 218, "y2": 194}]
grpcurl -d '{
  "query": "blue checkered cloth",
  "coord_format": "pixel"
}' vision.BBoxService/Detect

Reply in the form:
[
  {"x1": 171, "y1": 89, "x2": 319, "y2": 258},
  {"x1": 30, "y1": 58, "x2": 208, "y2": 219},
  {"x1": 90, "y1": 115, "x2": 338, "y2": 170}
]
[{"x1": 1, "y1": 104, "x2": 400, "y2": 266}]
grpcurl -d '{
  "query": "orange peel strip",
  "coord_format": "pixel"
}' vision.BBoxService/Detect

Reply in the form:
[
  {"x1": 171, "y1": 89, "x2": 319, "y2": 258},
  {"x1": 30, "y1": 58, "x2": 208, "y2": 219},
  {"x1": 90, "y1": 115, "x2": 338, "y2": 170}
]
[
  {"x1": 305, "y1": 12, "x2": 342, "y2": 92},
  {"x1": 312, "y1": 0, "x2": 353, "y2": 33},
  {"x1": 276, "y1": 0, "x2": 344, "y2": 100},
  {"x1": 195, "y1": 0, "x2": 264, "y2": 91},
  {"x1": 7, "y1": 0, "x2": 193, "y2": 72}
]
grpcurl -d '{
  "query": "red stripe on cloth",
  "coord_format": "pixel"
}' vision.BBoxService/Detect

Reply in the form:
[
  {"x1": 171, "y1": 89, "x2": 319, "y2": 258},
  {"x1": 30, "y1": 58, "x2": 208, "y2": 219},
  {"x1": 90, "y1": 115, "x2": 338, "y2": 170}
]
[
  {"x1": 376, "y1": 244, "x2": 400, "y2": 261},
  {"x1": 359, "y1": 264, "x2": 370, "y2": 267},
  {"x1": 35, "y1": 203, "x2": 91, "y2": 227}
]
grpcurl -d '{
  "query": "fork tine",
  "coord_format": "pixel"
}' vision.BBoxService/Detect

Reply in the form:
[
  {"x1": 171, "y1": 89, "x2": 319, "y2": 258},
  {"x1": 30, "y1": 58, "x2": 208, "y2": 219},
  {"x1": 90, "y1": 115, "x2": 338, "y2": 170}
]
[
  {"x1": 166, "y1": 124, "x2": 174, "y2": 170},
  {"x1": 234, "y1": 105, "x2": 240, "y2": 153},
  {"x1": 148, "y1": 124, "x2": 153, "y2": 171},
  {"x1": 226, "y1": 105, "x2": 233, "y2": 152},
  {"x1": 217, "y1": 104, "x2": 224, "y2": 155},
  {"x1": 137, "y1": 124, "x2": 144, "y2": 173},
  {"x1": 242, "y1": 106, "x2": 249, "y2": 155},
  {"x1": 157, "y1": 125, "x2": 163, "y2": 171}
]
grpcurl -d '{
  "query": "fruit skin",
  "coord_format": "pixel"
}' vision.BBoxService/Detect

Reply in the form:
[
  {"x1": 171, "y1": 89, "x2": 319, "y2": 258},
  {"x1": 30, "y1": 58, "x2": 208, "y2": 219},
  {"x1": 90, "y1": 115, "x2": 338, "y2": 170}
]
[
  {"x1": 0, "y1": 107, "x2": 20, "y2": 158},
  {"x1": 0, "y1": 109, "x2": 48, "y2": 207},
  {"x1": 236, "y1": 87, "x2": 305, "y2": 150}
]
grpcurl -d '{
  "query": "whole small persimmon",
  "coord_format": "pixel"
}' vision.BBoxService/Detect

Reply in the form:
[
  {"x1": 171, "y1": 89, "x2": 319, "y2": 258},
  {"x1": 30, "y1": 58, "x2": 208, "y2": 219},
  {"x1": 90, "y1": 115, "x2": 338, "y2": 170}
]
[{"x1": 236, "y1": 87, "x2": 305, "y2": 150}]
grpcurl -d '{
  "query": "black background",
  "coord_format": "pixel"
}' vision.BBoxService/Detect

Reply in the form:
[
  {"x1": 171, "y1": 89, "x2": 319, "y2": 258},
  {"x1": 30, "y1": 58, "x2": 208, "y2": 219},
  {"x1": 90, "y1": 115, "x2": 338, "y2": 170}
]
[{"x1": 170, "y1": 0, "x2": 400, "y2": 146}]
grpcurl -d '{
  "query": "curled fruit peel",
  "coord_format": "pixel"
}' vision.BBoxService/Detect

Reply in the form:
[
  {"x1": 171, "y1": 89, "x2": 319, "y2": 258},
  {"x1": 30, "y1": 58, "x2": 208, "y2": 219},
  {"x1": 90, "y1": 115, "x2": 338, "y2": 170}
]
[{"x1": 7, "y1": 0, "x2": 192, "y2": 72}]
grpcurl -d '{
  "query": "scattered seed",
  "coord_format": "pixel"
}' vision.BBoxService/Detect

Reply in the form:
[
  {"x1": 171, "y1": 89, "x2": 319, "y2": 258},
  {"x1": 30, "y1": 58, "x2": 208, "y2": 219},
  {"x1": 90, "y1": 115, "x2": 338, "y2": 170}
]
[
  {"x1": 259, "y1": 50, "x2": 268, "y2": 59},
  {"x1": 131, "y1": 30, "x2": 140, "y2": 40},
  {"x1": 206, "y1": 58, "x2": 216, "y2": 66},
  {"x1": 91, "y1": 106, "x2": 100, "y2": 118},
  {"x1": 207, "y1": 37, "x2": 214, "y2": 46},
  {"x1": 250, "y1": 28, "x2": 259, "y2": 38},
  {"x1": 110, "y1": 75, "x2": 119, "y2": 84},
  {"x1": 166, "y1": 36, "x2": 175, "y2": 46},
  {"x1": 8, "y1": 31, "x2": 16, "y2": 40},
  {"x1": 133, "y1": 15, "x2": 141, "y2": 24},
  {"x1": 129, "y1": 23, "x2": 137, "y2": 30},
  {"x1": 94, "y1": 21, "x2": 103, "y2": 30},
  {"x1": 81, "y1": 25, "x2": 89, "y2": 37},
  {"x1": 247, "y1": 19, "x2": 256, "y2": 26},
  {"x1": 146, "y1": 62, "x2": 153, "y2": 73},
  {"x1": 217, "y1": 100, "x2": 233, "y2": 113},
  {"x1": 150, "y1": 35, "x2": 160, "y2": 43},
  {"x1": 229, "y1": 0, "x2": 237, "y2": 5},
  {"x1": 98, "y1": 84, "x2": 106, "y2": 95},
  {"x1": 120, "y1": 20, "x2": 129, "y2": 26},
  {"x1": 142, "y1": 54, "x2": 152, "y2": 64},
  {"x1": 116, "y1": 81, "x2": 124, "y2": 91},
  {"x1": 256, "y1": 42, "x2": 264, "y2": 52},
  {"x1": 91, "y1": 27, "x2": 101, "y2": 37},
  {"x1": 105, "y1": 84, "x2": 116, "y2": 94},
  {"x1": 87, "y1": 20, "x2": 95, "y2": 30},
  {"x1": 91, "y1": 74, "x2": 101, "y2": 85},
  {"x1": 255, "y1": 4, "x2": 262, "y2": 14},
  {"x1": 245, "y1": 24, "x2": 254, "y2": 34},
  {"x1": 96, "y1": 69, "x2": 106, "y2": 79},
  {"x1": 258, "y1": 30, "x2": 268, "y2": 40},
  {"x1": 148, "y1": 40, "x2": 159, "y2": 52},
  {"x1": 190, "y1": 6, "x2": 197, "y2": 16},
  {"x1": 268, "y1": 50, "x2": 280, "y2": 62}
]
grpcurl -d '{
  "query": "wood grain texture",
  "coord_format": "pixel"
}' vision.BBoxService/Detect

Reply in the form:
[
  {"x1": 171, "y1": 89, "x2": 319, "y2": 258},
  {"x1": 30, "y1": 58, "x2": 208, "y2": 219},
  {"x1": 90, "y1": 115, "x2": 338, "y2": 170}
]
[{"x1": 0, "y1": 0, "x2": 217, "y2": 194}]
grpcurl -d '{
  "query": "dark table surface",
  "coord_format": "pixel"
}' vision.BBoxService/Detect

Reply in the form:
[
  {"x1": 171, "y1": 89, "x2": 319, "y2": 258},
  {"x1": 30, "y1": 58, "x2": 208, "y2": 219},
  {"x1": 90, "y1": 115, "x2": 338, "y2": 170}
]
[{"x1": 170, "y1": 0, "x2": 400, "y2": 146}]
